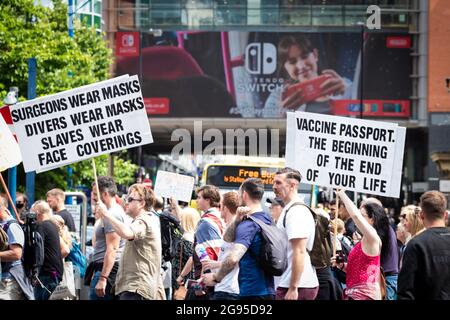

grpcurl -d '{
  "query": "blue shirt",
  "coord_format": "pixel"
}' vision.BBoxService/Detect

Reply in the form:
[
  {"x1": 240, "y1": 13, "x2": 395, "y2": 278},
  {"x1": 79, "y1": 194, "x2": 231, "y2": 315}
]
[
  {"x1": 0, "y1": 218, "x2": 24, "y2": 279},
  {"x1": 234, "y1": 211, "x2": 274, "y2": 297}
]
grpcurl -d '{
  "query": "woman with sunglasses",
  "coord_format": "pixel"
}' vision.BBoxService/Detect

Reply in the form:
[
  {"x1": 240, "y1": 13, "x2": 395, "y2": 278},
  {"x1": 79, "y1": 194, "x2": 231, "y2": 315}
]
[{"x1": 400, "y1": 205, "x2": 425, "y2": 242}]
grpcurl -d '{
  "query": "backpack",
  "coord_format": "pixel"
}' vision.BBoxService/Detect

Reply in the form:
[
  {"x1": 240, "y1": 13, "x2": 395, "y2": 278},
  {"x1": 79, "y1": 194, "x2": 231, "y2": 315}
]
[
  {"x1": 0, "y1": 224, "x2": 9, "y2": 251},
  {"x1": 66, "y1": 241, "x2": 87, "y2": 278},
  {"x1": 246, "y1": 215, "x2": 288, "y2": 276},
  {"x1": 283, "y1": 202, "x2": 332, "y2": 269},
  {"x1": 20, "y1": 217, "x2": 45, "y2": 279},
  {"x1": 155, "y1": 211, "x2": 183, "y2": 262},
  {"x1": 1, "y1": 218, "x2": 44, "y2": 278}
]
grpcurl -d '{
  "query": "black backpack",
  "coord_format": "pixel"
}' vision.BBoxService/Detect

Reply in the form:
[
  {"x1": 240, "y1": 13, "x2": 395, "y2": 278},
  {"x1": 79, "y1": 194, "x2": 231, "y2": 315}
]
[
  {"x1": 155, "y1": 211, "x2": 183, "y2": 262},
  {"x1": 247, "y1": 215, "x2": 288, "y2": 276},
  {"x1": 283, "y1": 203, "x2": 332, "y2": 269},
  {"x1": 3, "y1": 218, "x2": 44, "y2": 279}
]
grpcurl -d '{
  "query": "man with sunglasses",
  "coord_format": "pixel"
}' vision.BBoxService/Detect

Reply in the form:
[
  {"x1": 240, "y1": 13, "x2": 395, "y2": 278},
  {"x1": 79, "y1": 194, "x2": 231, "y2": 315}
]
[
  {"x1": 87, "y1": 176, "x2": 126, "y2": 300},
  {"x1": 96, "y1": 184, "x2": 165, "y2": 300}
]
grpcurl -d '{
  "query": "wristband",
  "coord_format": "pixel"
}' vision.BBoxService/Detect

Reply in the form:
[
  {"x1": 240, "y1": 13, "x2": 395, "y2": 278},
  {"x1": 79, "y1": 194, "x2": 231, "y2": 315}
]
[{"x1": 100, "y1": 274, "x2": 109, "y2": 280}]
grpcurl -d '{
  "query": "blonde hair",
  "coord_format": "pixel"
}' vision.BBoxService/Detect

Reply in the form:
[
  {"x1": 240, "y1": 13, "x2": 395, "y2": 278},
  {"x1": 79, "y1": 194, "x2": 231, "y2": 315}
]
[
  {"x1": 32, "y1": 200, "x2": 52, "y2": 216},
  {"x1": 330, "y1": 218, "x2": 345, "y2": 234},
  {"x1": 401, "y1": 205, "x2": 424, "y2": 236},
  {"x1": 46, "y1": 188, "x2": 65, "y2": 201},
  {"x1": 50, "y1": 215, "x2": 72, "y2": 249},
  {"x1": 180, "y1": 207, "x2": 200, "y2": 234}
]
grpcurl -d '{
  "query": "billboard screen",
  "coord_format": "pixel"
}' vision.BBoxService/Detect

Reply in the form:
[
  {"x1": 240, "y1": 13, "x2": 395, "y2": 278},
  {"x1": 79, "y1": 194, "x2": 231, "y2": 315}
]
[{"x1": 115, "y1": 31, "x2": 412, "y2": 119}]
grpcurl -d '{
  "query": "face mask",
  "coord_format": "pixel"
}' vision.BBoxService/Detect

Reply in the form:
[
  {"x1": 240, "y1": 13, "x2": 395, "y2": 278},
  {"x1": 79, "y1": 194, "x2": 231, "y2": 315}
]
[{"x1": 16, "y1": 202, "x2": 24, "y2": 209}]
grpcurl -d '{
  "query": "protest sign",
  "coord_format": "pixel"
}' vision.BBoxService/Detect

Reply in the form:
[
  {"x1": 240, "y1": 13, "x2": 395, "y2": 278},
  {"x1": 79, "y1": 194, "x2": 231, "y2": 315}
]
[
  {"x1": 286, "y1": 112, "x2": 406, "y2": 198},
  {"x1": 0, "y1": 114, "x2": 22, "y2": 172},
  {"x1": 11, "y1": 75, "x2": 153, "y2": 173},
  {"x1": 154, "y1": 171, "x2": 195, "y2": 203}
]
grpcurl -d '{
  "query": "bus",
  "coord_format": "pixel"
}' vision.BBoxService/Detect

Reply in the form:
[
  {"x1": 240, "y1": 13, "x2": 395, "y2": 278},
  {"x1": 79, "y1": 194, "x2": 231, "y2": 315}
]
[{"x1": 200, "y1": 157, "x2": 317, "y2": 208}]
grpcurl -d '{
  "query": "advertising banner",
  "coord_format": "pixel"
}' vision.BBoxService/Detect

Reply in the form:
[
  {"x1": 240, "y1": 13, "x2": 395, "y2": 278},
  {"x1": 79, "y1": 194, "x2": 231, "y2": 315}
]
[{"x1": 116, "y1": 31, "x2": 412, "y2": 119}]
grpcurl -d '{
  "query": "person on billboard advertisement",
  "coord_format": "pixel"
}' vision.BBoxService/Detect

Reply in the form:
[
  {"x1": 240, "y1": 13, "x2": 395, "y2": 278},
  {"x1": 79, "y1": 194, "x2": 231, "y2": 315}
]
[{"x1": 262, "y1": 35, "x2": 353, "y2": 117}]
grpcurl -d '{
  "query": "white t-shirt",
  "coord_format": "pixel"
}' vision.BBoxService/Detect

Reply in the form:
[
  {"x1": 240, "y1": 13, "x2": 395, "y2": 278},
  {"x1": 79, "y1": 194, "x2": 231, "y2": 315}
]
[
  {"x1": 276, "y1": 198, "x2": 319, "y2": 288},
  {"x1": 214, "y1": 241, "x2": 240, "y2": 295}
]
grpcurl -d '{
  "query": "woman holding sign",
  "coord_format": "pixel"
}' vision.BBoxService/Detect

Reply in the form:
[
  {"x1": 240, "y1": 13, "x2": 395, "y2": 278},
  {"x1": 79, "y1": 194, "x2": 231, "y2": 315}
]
[{"x1": 332, "y1": 190, "x2": 384, "y2": 300}]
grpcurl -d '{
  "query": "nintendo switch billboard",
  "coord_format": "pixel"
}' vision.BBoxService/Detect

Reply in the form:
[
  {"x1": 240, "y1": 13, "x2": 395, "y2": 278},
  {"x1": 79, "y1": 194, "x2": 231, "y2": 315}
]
[{"x1": 115, "y1": 31, "x2": 412, "y2": 118}]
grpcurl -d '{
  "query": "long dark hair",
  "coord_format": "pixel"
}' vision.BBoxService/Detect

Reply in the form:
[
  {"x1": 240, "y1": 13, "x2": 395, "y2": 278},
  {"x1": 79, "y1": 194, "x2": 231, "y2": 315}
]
[{"x1": 363, "y1": 203, "x2": 392, "y2": 263}]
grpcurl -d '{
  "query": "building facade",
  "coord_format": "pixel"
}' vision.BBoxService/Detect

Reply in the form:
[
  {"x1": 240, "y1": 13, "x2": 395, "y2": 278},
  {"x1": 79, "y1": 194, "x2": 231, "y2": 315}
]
[{"x1": 97, "y1": 0, "x2": 447, "y2": 207}]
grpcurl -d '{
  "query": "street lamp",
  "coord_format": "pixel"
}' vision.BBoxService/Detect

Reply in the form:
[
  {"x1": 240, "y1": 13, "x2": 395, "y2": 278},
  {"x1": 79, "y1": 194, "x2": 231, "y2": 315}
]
[{"x1": 3, "y1": 87, "x2": 19, "y2": 217}]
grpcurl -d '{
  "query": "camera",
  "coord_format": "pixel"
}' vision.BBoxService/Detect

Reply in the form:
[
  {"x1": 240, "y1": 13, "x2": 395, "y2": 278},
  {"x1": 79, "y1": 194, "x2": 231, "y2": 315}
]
[{"x1": 336, "y1": 250, "x2": 346, "y2": 264}]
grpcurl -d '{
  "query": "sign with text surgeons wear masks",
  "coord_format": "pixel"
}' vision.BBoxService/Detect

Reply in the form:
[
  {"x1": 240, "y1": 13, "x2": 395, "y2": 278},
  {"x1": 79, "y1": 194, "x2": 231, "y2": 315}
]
[
  {"x1": 10, "y1": 75, "x2": 153, "y2": 173},
  {"x1": 286, "y1": 112, "x2": 406, "y2": 198}
]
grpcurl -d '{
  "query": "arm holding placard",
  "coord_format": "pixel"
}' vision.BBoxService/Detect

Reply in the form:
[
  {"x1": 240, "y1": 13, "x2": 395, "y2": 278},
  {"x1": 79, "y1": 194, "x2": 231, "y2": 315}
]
[{"x1": 336, "y1": 190, "x2": 381, "y2": 257}]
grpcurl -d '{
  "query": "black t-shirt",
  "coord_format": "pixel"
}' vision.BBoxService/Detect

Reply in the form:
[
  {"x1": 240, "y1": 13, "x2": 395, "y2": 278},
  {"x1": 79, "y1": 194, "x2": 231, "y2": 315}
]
[
  {"x1": 398, "y1": 227, "x2": 450, "y2": 300},
  {"x1": 57, "y1": 209, "x2": 76, "y2": 232},
  {"x1": 37, "y1": 220, "x2": 64, "y2": 280}
]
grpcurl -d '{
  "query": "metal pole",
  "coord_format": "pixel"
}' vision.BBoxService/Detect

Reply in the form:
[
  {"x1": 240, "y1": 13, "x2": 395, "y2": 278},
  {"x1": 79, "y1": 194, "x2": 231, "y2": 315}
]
[
  {"x1": 26, "y1": 58, "x2": 37, "y2": 205},
  {"x1": 67, "y1": 0, "x2": 74, "y2": 201},
  {"x1": 68, "y1": 0, "x2": 74, "y2": 38}
]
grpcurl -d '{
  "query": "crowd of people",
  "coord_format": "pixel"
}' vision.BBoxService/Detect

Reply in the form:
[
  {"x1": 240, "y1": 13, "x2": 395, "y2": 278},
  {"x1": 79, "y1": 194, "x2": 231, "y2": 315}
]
[{"x1": 1, "y1": 168, "x2": 449, "y2": 300}]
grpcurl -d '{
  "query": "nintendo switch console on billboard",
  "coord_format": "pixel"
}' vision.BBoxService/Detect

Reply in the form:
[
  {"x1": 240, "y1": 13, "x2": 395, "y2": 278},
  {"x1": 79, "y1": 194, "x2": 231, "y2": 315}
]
[{"x1": 115, "y1": 31, "x2": 412, "y2": 118}]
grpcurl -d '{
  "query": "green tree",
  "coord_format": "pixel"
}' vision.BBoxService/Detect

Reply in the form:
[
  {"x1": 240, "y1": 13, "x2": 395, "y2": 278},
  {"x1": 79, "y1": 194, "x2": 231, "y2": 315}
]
[{"x1": 1, "y1": 0, "x2": 137, "y2": 198}]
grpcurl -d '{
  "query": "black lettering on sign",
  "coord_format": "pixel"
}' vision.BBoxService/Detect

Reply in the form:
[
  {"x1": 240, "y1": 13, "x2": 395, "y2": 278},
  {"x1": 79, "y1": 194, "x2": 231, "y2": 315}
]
[
  {"x1": 363, "y1": 177, "x2": 387, "y2": 193},
  {"x1": 359, "y1": 160, "x2": 382, "y2": 175},
  {"x1": 41, "y1": 129, "x2": 84, "y2": 150},
  {"x1": 38, "y1": 148, "x2": 68, "y2": 166},
  {"x1": 88, "y1": 119, "x2": 124, "y2": 138},
  {"x1": 75, "y1": 131, "x2": 142, "y2": 157},
  {"x1": 339, "y1": 123, "x2": 396, "y2": 142},
  {"x1": 68, "y1": 90, "x2": 101, "y2": 108},
  {"x1": 334, "y1": 156, "x2": 354, "y2": 171},
  {"x1": 101, "y1": 81, "x2": 140, "y2": 100},
  {"x1": 70, "y1": 108, "x2": 104, "y2": 126},
  {"x1": 306, "y1": 169, "x2": 319, "y2": 182},
  {"x1": 328, "y1": 172, "x2": 356, "y2": 189},
  {"x1": 105, "y1": 97, "x2": 145, "y2": 117},
  {"x1": 316, "y1": 154, "x2": 330, "y2": 167},
  {"x1": 25, "y1": 117, "x2": 67, "y2": 137},
  {"x1": 308, "y1": 136, "x2": 327, "y2": 150}
]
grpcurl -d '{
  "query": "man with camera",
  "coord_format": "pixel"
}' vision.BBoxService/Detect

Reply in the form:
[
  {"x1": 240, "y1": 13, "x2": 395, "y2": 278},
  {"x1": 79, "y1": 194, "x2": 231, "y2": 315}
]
[{"x1": 0, "y1": 201, "x2": 34, "y2": 300}]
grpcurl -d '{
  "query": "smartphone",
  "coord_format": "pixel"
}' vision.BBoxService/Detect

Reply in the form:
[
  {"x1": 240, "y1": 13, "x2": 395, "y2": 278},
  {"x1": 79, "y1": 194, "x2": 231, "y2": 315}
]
[{"x1": 282, "y1": 74, "x2": 332, "y2": 104}]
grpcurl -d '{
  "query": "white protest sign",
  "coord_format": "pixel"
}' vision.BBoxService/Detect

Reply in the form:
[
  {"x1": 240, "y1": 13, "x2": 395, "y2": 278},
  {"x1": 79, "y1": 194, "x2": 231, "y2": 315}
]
[
  {"x1": 286, "y1": 112, "x2": 406, "y2": 198},
  {"x1": 11, "y1": 75, "x2": 153, "y2": 173},
  {"x1": 154, "y1": 171, "x2": 195, "y2": 203},
  {"x1": 0, "y1": 115, "x2": 22, "y2": 172}
]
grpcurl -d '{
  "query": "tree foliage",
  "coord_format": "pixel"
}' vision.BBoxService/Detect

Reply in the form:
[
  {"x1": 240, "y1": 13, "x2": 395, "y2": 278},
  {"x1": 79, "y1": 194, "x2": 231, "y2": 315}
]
[{"x1": 1, "y1": 0, "x2": 138, "y2": 198}]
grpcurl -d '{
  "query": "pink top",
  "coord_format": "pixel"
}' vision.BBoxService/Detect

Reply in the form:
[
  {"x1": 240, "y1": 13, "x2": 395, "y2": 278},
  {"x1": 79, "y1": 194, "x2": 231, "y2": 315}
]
[{"x1": 345, "y1": 242, "x2": 381, "y2": 300}]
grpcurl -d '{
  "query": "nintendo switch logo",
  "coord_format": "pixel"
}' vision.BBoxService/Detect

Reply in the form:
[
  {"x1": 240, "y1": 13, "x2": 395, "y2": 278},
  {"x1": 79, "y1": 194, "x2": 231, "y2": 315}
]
[
  {"x1": 245, "y1": 43, "x2": 277, "y2": 75},
  {"x1": 121, "y1": 34, "x2": 134, "y2": 47}
]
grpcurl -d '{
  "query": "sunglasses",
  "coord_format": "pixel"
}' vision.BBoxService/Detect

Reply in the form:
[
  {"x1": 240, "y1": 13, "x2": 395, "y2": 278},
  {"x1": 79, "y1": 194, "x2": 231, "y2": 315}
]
[{"x1": 126, "y1": 197, "x2": 143, "y2": 203}]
